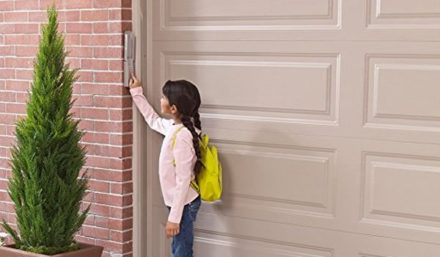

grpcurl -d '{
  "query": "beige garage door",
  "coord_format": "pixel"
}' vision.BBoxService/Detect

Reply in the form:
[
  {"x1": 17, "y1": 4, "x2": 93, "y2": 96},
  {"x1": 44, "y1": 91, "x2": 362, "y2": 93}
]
[{"x1": 134, "y1": 0, "x2": 440, "y2": 256}]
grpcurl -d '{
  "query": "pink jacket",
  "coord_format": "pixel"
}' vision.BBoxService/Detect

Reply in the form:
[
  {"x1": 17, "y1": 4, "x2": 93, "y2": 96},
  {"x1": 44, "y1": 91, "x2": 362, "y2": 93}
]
[{"x1": 129, "y1": 87, "x2": 200, "y2": 223}]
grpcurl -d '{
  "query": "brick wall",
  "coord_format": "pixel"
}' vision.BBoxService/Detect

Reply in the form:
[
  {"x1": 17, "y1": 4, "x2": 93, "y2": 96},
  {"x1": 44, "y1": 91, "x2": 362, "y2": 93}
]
[{"x1": 0, "y1": 1, "x2": 133, "y2": 256}]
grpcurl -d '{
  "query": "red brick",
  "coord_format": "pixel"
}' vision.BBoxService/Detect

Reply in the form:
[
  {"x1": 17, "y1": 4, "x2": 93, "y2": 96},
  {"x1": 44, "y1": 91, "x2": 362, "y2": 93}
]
[
  {"x1": 88, "y1": 180, "x2": 110, "y2": 193},
  {"x1": 66, "y1": 46, "x2": 93, "y2": 58},
  {"x1": 82, "y1": 132, "x2": 109, "y2": 144},
  {"x1": 94, "y1": 121, "x2": 121, "y2": 133},
  {"x1": 95, "y1": 193, "x2": 124, "y2": 206},
  {"x1": 58, "y1": 11, "x2": 80, "y2": 22},
  {"x1": 84, "y1": 215, "x2": 94, "y2": 226},
  {"x1": 5, "y1": 57, "x2": 34, "y2": 68},
  {"x1": 0, "y1": 24, "x2": 15, "y2": 34},
  {"x1": 5, "y1": 103, "x2": 26, "y2": 114},
  {"x1": 108, "y1": 218, "x2": 132, "y2": 230},
  {"x1": 15, "y1": 0, "x2": 39, "y2": 10},
  {"x1": 64, "y1": 34, "x2": 80, "y2": 45},
  {"x1": 94, "y1": 47, "x2": 123, "y2": 58},
  {"x1": 110, "y1": 230, "x2": 132, "y2": 242},
  {"x1": 81, "y1": 59, "x2": 108, "y2": 70},
  {"x1": 81, "y1": 84, "x2": 108, "y2": 95},
  {"x1": 0, "y1": 1, "x2": 14, "y2": 11},
  {"x1": 87, "y1": 155, "x2": 113, "y2": 169},
  {"x1": 81, "y1": 107, "x2": 108, "y2": 120},
  {"x1": 82, "y1": 225, "x2": 109, "y2": 240},
  {"x1": 77, "y1": 119, "x2": 94, "y2": 131},
  {"x1": 108, "y1": 35, "x2": 123, "y2": 45},
  {"x1": 6, "y1": 81, "x2": 29, "y2": 91},
  {"x1": 87, "y1": 145, "x2": 122, "y2": 158},
  {"x1": 66, "y1": 23, "x2": 92, "y2": 33},
  {"x1": 89, "y1": 203, "x2": 110, "y2": 216},
  {"x1": 110, "y1": 182, "x2": 133, "y2": 194},
  {"x1": 109, "y1": 109, "x2": 132, "y2": 121},
  {"x1": 96, "y1": 121, "x2": 132, "y2": 133},
  {"x1": 93, "y1": 0, "x2": 124, "y2": 8},
  {"x1": 40, "y1": 0, "x2": 92, "y2": 9},
  {"x1": 108, "y1": 85, "x2": 126, "y2": 94},
  {"x1": 81, "y1": 35, "x2": 109, "y2": 46},
  {"x1": 109, "y1": 9, "x2": 132, "y2": 21},
  {"x1": 73, "y1": 95, "x2": 93, "y2": 106},
  {"x1": 110, "y1": 206, "x2": 133, "y2": 219},
  {"x1": 93, "y1": 96, "x2": 124, "y2": 108},
  {"x1": 28, "y1": 12, "x2": 46, "y2": 22},
  {"x1": 0, "y1": 92, "x2": 16, "y2": 102},
  {"x1": 122, "y1": 0, "x2": 132, "y2": 8},
  {"x1": 82, "y1": 10, "x2": 108, "y2": 21},
  {"x1": 15, "y1": 69, "x2": 33, "y2": 80},
  {"x1": 5, "y1": 35, "x2": 39, "y2": 45},
  {"x1": 109, "y1": 22, "x2": 132, "y2": 33},
  {"x1": 95, "y1": 216, "x2": 109, "y2": 228},
  {"x1": 15, "y1": 46, "x2": 38, "y2": 57},
  {"x1": 0, "y1": 69, "x2": 15, "y2": 79},
  {"x1": 0, "y1": 136, "x2": 14, "y2": 147},
  {"x1": 0, "y1": 114, "x2": 16, "y2": 124},
  {"x1": 14, "y1": 24, "x2": 39, "y2": 34},
  {"x1": 0, "y1": 46, "x2": 14, "y2": 56},
  {"x1": 93, "y1": 23, "x2": 108, "y2": 33},
  {"x1": 75, "y1": 71, "x2": 93, "y2": 83},
  {"x1": 83, "y1": 191, "x2": 95, "y2": 202},
  {"x1": 91, "y1": 169, "x2": 132, "y2": 182},
  {"x1": 109, "y1": 158, "x2": 132, "y2": 170},
  {"x1": 4, "y1": 12, "x2": 28, "y2": 22},
  {"x1": 0, "y1": 191, "x2": 9, "y2": 201},
  {"x1": 109, "y1": 134, "x2": 132, "y2": 145}
]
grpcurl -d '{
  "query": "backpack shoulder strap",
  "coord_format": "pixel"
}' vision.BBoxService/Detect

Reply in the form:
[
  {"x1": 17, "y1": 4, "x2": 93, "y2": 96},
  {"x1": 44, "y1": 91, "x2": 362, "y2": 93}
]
[
  {"x1": 171, "y1": 125, "x2": 200, "y2": 193},
  {"x1": 171, "y1": 125, "x2": 185, "y2": 149}
]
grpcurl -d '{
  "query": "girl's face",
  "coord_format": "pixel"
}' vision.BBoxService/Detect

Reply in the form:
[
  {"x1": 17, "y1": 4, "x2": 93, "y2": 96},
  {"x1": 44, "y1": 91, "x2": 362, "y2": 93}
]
[{"x1": 160, "y1": 94, "x2": 178, "y2": 117}]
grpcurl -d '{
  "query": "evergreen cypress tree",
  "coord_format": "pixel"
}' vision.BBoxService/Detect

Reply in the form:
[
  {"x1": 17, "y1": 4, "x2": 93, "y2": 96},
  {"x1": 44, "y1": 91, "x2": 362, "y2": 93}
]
[{"x1": 1, "y1": 6, "x2": 90, "y2": 255}]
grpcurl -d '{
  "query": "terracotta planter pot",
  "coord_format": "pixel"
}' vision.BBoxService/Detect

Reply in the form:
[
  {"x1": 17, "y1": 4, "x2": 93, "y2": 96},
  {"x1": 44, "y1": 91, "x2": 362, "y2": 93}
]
[{"x1": 0, "y1": 243, "x2": 103, "y2": 257}]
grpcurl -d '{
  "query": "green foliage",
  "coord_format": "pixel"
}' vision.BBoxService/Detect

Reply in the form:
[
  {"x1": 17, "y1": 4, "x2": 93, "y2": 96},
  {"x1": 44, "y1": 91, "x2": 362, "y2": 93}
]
[{"x1": 1, "y1": 6, "x2": 90, "y2": 255}]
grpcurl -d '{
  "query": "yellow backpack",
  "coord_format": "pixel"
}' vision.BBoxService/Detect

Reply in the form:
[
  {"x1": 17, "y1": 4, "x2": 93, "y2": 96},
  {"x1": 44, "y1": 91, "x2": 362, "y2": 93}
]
[{"x1": 172, "y1": 126, "x2": 222, "y2": 202}]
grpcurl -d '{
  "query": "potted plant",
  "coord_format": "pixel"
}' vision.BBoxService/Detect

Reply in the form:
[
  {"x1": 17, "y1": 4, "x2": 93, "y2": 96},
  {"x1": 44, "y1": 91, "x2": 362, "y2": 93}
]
[{"x1": 0, "y1": 6, "x2": 103, "y2": 257}]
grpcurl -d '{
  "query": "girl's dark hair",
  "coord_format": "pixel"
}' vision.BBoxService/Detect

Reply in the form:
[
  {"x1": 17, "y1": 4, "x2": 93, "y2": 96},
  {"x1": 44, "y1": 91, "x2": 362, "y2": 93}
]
[{"x1": 162, "y1": 79, "x2": 203, "y2": 176}]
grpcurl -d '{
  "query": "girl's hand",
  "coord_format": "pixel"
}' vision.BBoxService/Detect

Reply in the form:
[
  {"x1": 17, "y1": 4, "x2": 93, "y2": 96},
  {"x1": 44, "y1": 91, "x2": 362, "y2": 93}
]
[
  {"x1": 165, "y1": 221, "x2": 180, "y2": 238},
  {"x1": 129, "y1": 73, "x2": 142, "y2": 89}
]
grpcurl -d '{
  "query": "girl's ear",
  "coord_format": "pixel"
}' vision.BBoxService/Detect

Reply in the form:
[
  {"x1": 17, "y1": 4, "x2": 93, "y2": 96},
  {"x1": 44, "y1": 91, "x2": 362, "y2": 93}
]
[{"x1": 170, "y1": 105, "x2": 178, "y2": 115}]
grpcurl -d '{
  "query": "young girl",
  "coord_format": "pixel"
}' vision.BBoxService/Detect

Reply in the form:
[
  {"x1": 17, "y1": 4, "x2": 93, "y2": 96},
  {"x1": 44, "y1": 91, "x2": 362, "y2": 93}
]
[{"x1": 129, "y1": 74, "x2": 202, "y2": 257}]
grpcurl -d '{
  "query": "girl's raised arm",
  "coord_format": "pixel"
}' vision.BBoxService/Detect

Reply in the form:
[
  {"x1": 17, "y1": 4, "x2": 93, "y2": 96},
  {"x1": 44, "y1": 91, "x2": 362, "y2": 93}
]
[{"x1": 129, "y1": 86, "x2": 173, "y2": 135}]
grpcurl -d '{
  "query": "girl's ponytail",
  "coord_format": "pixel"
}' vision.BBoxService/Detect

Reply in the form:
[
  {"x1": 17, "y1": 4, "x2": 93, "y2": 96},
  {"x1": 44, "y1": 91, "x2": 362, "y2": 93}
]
[
  {"x1": 181, "y1": 114, "x2": 203, "y2": 176},
  {"x1": 192, "y1": 111, "x2": 202, "y2": 131}
]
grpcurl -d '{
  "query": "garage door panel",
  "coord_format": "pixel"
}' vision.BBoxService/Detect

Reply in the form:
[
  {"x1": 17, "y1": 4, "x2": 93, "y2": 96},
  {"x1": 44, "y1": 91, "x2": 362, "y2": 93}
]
[
  {"x1": 154, "y1": 0, "x2": 440, "y2": 41},
  {"x1": 363, "y1": 153, "x2": 440, "y2": 222},
  {"x1": 367, "y1": 0, "x2": 440, "y2": 28},
  {"x1": 193, "y1": 233, "x2": 334, "y2": 257},
  {"x1": 216, "y1": 140, "x2": 336, "y2": 215},
  {"x1": 353, "y1": 140, "x2": 440, "y2": 244},
  {"x1": 219, "y1": 142, "x2": 333, "y2": 207},
  {"x1": 364, "y1": 54, "x2": 440, "y2": 132},
  {"x1": 160, "y1": 51, "x2": 339, "y2": 123},
  {"x1": 159, "y1": 0, "x2": 339, "y2": 29}
]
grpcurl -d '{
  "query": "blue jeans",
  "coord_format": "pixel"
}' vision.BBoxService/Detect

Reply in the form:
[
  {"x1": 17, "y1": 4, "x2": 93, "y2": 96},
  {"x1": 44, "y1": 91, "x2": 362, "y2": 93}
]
[{"x1": 166, "y1": 195, "x2": 201, "y2": 257}]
